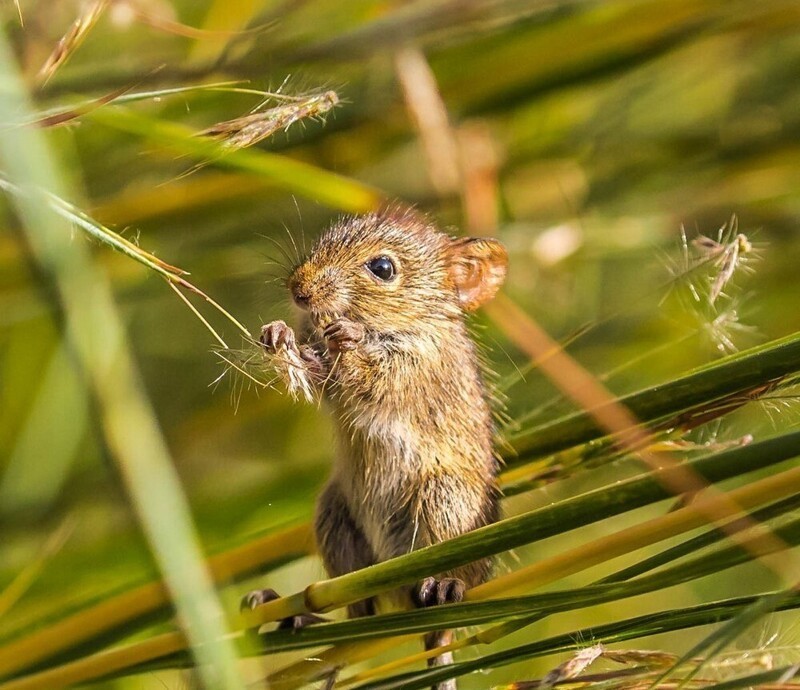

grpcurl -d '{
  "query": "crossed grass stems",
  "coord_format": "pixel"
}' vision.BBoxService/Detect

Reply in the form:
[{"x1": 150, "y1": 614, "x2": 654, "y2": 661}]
[
  {"x1": 3, "y1": 49, "x2": 800, "y2": 690},
  {"x1": 2, "y1": 177, "x2": 800, "y2": 690},
  {"x1": 2, "y1": 398, "x2": 800, "y2": 690}
]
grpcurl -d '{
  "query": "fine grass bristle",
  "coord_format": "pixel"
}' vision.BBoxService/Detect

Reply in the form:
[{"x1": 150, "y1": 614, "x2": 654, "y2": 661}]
[
  {"x1": 211, "y1": 339, "x2": 278, "y2": 414},
  {"x1": 0, "y1": 173, "x2": 251, "y2": 348}
]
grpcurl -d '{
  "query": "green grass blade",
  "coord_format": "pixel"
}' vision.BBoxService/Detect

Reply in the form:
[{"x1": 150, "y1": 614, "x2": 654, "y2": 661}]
[
  {"x1": 0, "y1": 26, "x2": 245, "y2": 690},
  {"x1": 86, "y1": 106, "x2": 382, "y2": 213},
  {"x1": 703, "y1": 665, "x2": 800, "y2": 690},
  {"x1": 8, "y1": 444, "x2": 798, "y2": 679},
  {"x1": 14, "y1": 503, "x2": 800, "y2": 690},
  {"x1": 510, "y1": 330, "x2": 800, "y2": 462},
  {"x1": 405, "y1": 494, "x2": 800, "y2": 680},
  {"x1": 121, "y1": 498, "x2": 800, "y2": 683},
  {"x1": 597, "y1": 493, "x2": 800, "y2": 584},
  {"x1": 16, "y1": 497, "x2": 800, "y2": 687},
  {"x1": 237, "y1": 511, "x2": 800, "y2": 653},
  {"x1": 353, "y1": 592, "x2": 800, "y2": 690},
  {"x1": 249, "y1": 431, "x2": 800, "y2": 623},
  {"x1": 651, "y1": 589, "x2": 800, "y2": 689},
  {"x1": 0, "y1": 521, "x2": 311, "y2": 679},
  {"x1": 8, "y1": 437, "x2": 798, "y2": 686}
]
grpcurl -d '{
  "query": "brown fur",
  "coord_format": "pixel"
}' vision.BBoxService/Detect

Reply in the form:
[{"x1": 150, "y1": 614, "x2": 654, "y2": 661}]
[{"x1": 261, "y1": 206, "x2": 507, "y2": 688}]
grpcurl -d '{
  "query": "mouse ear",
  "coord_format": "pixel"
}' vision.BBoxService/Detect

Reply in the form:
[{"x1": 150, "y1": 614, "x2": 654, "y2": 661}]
[{"x1": 447, "y1": 237, "x2": 508, "y2": 311}]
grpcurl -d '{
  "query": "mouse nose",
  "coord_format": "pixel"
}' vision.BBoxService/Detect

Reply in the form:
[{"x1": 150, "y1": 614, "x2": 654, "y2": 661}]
[
  {"x1": 292, "y1": 290, "x2": 310, "y2": 309},
  {"x1": 291, "y1": 283, "x2": 311, "y2": 309}
]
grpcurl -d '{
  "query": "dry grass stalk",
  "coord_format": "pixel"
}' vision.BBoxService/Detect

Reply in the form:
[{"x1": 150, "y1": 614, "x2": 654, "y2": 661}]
[
  {"x1": 199, "y1": 90, "x2": 339, "y2": 150},
  {"x1": 38, "y1": 0, "x2": 110, "y2": 84},
  {"x1": 33, "y1": 82, "x2": 139, "y2": 128},
  {"x1": 458, "y1": 120, "x2": 502, "y2": 235},
  {"x1": 394, "y1": 45, "x2": 461, "y2": 196},
  {"x1": 0, "y1": 520, "x2": 76, "y2": 619},
  {"x1": 116, "y1": 0, "x2": 274, "y2": 39},
  {"x1": 483, "y1": 292, "x2": 800, "y2": 585},
  {"x1": 603, "y1": 649, "x2": 680, "y2": 669}
]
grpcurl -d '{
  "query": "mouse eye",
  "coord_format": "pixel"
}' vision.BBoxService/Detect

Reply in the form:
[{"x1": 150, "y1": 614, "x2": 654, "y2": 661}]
[{"x1": 365, "y1": 256, "x2": 396, "y2": 281}]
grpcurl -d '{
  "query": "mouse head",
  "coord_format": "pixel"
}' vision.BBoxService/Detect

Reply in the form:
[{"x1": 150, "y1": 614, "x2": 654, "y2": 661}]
[{"x1": 287, "y1": 206, "x2": 507, "y2": 333}]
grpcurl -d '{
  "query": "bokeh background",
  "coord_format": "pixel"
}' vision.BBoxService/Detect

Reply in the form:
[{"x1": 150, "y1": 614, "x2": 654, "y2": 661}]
[{"x1": 2, "y1": 1, "x2": 800, "y2": 688}]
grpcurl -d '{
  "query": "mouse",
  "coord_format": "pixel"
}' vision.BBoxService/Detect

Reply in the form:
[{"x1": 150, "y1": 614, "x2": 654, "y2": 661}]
[{"x1": 245, "y1": 205, "x2": 508, "y2": 690}]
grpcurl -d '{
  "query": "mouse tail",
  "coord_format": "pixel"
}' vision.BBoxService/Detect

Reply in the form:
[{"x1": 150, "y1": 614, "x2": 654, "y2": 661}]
[{"x1": 424, "y1": 629, "x2": 457, "y2": 690}]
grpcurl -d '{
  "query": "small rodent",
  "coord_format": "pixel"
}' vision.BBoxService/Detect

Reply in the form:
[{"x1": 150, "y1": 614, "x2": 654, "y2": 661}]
[{"x1": 246, "y1": 206, "x2": 507, "y2": 690}]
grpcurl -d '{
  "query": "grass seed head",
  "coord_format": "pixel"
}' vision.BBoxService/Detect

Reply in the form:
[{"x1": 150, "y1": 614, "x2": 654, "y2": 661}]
[
  {"x1": 38, "y1": 0, "x2": 110, "y2": 84},
  {"x1": 200, "y1": 90, "x2": 340, "y2": 150}
]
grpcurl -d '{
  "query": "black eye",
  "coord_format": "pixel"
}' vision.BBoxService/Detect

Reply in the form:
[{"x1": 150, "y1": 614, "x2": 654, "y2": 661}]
[{"x1": 365, "y1": 256, "x2": 396, "y2": 281}]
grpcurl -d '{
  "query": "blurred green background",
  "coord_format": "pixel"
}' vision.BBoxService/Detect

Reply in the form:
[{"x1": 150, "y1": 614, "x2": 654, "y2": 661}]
[{"x1": 2, "y1": 1, "x2": 800, "y2": 688}]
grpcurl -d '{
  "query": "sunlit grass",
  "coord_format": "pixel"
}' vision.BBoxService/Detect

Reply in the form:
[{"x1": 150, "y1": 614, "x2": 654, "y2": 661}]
[{"x1": 2, "y1": 2, "x2": 800, "y2": 690}]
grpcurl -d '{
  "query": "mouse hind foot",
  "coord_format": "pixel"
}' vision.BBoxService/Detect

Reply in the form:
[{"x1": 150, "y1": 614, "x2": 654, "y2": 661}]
[
  {"x1": 413, "y1": 576, "x2": 465, "y2": 607},
  {"x1": 241, "y1": 587, "x2": 327, "y2": 630},
  {"x1": 413, "y1": 579, "x2": 463, "y2": 690}
]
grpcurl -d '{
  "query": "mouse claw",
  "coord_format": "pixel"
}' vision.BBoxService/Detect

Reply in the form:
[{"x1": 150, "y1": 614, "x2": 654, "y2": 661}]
[
  {"x1": 260, "y1": 320, "x2": 296, "y2": 354},
  {"x1": 241, "y1": 587, "x2": 328, "y2": 630},
  {"x1": 277, "y1": 611, "x2": 328, "y2": 630},
  {"x1": 324, "y1": 318, "x2": 365, "y2": 354},
  {"x1": 413, "y1": 576, "x2": 466, "y2": 607},
  {"x1": 240, "y1": 587, "x2": 280, "y2": 612}
]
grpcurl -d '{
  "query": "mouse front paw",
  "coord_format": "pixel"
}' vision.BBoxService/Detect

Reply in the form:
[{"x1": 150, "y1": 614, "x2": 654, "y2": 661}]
[
  {"x1": 324, "y1": 318, "x2": 365, "y2": 354},
  {"x1": 241, "y1": 587, "x2": 327, "y2": 630},
  {"x1": 413, "y1": 576, "x2": 466, "y2": 607},
  {"x1": 260, "y1": 320, "x2": 296, "y2": 355}
]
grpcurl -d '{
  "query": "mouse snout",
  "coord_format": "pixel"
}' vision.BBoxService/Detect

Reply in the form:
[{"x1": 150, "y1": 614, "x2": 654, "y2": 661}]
[
  {"x1": 288, "y1": 265, "x2": 347, "y2": 315},
  {"x1": 291, "y1": 284, "x2": 311, "y2": 309}
]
